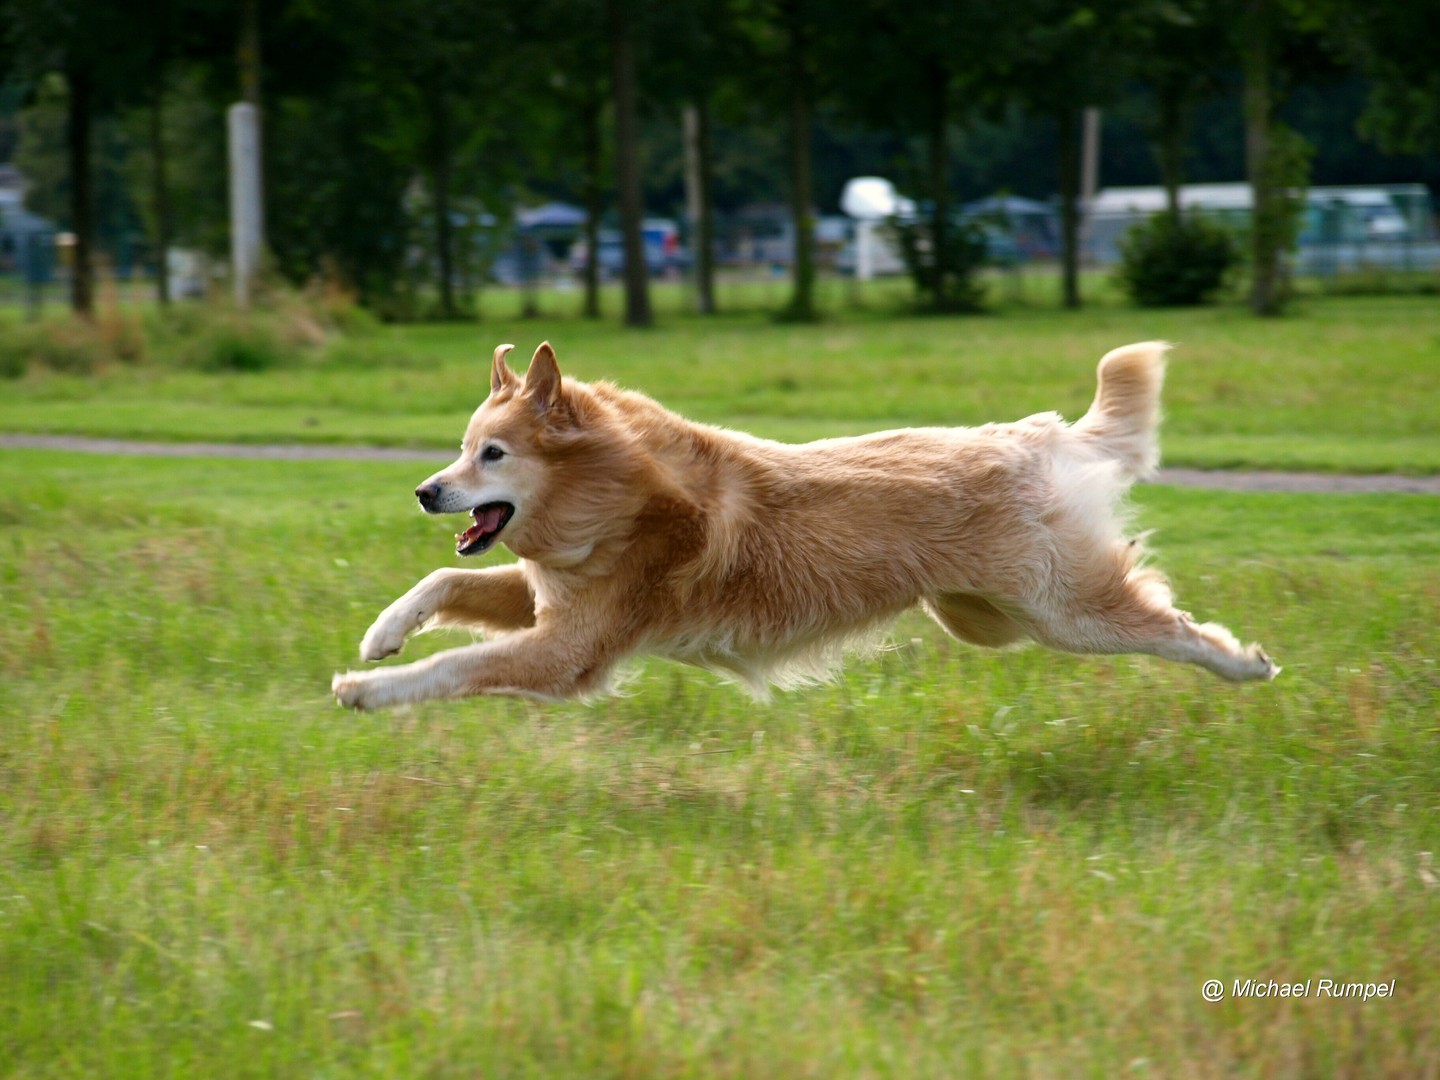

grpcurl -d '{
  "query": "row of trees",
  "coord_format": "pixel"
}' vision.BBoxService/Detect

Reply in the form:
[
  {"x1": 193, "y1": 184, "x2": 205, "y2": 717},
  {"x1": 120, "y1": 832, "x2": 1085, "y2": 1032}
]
[{"x1": 2, "y1": 0, "x2": 1436, "y2": 324}]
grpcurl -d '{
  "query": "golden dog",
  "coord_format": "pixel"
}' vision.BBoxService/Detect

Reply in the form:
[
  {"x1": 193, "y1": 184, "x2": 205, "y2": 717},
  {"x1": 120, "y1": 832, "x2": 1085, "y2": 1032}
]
[{"x1": 332, "y1": 341, "x2": 1276, "y2": 710}]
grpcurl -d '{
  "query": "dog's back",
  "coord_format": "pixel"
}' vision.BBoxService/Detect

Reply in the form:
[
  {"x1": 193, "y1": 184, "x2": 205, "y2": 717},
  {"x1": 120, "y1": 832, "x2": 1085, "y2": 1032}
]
[{"x1": 641, "y1": 349, "x2": 1173, "y2": 691}]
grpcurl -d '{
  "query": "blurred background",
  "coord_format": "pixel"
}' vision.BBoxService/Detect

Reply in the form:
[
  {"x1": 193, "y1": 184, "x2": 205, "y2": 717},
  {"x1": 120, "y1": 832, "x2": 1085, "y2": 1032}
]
[{"x1": 1, "y1": 0, "x2": 1436, "y2": 327}]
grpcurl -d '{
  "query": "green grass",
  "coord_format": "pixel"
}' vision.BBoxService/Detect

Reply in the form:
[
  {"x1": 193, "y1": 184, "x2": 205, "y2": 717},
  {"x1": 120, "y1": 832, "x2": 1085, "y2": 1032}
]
[
  {"x1": 2, "y1": 447, "x2": 1438, "y2": 1077},
  {"x1": 2, "y1": 290, "x2": 1439, "y2": 472},
  {"x1": 2, "y1": 291, "x2": 1438, "y2": 1073}
]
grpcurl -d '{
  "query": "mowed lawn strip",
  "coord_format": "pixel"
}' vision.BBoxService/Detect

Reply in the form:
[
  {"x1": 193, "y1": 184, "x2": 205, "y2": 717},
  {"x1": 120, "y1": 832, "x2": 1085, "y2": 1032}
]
[
  {"x1": 1, "y1": 293, "x2": 1438, "y2": 472},
  {"x1": 1, "y1": 449, "x2": 1437, "y2": 1076}
]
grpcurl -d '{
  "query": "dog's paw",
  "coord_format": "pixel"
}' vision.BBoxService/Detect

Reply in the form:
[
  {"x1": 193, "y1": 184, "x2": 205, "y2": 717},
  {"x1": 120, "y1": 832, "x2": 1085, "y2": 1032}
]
[
  {"x1": 332, "y1": 671, "x2": 373, "y2": 711},
  {"x1": 1250, "y1": 644, "x2": 1281, "y2": 681},
  {"x1": 359, "y1": 616, "x2": 409, "y2": 662}
]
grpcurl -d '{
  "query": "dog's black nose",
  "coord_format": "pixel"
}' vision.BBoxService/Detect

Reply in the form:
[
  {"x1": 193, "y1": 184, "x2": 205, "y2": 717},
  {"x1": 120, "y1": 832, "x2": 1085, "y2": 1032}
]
[{"x1": 415, "y1": 482, "x2": 442, "y2": 512}]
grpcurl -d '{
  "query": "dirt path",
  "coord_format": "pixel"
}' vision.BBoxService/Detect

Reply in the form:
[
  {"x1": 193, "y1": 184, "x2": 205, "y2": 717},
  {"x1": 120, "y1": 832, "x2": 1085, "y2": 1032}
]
[{"x1": 3, "y1": 433, "x2": 1439, "y2": 495}]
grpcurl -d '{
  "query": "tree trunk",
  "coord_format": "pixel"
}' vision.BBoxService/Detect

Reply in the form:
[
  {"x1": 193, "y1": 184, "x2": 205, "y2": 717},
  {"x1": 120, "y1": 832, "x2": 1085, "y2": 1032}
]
[
  {"x1": 239, "y1": 0, "x2": 261, "y2": 106},
  {"x1": 428, "y1": 96, "x2": 457, "y2": 319},
  {"x1": 609, "y1": 0, "x2": 652, "y2": 328},
  {"x1": 927, "y1": 65, "x2": 949, "y2": 311},
  {"x1": 1057, "y1": 106, "x2": 1081, "y2": 310},
  {"x1": 684, "y1": 100, "x2": 717, "y2": 315},
  {"x1": 66, "y1": 65, "x2": 95, "y2": 318},
  {"x1": 581, "y1": 88, "x2": 603, "y2": 319},
  {"x1": 1155, "y1": 86, "x2": 1186, "y2": 222},
  {"x1": 150, "y1": 89, "x2": 172, "y2": 306},
  {"x1": 1243, "y1": 0, "x2": 1281, "y2": 315},
  {"x1": 782, "y1": 0, "x2": 816, "y2": 322}
]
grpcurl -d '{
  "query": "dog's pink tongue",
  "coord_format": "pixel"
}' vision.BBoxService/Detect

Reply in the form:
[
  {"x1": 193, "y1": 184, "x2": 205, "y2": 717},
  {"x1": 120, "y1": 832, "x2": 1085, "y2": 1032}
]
[{"x1": 478, "y1": 506, "x2": 506, "y2": 532}]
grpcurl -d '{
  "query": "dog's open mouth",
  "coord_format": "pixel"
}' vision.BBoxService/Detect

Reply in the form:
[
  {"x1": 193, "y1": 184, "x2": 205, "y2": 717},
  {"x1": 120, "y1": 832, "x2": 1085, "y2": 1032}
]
[{"x1": 455, "y1": 502, "x2": 514, "y2": 556}]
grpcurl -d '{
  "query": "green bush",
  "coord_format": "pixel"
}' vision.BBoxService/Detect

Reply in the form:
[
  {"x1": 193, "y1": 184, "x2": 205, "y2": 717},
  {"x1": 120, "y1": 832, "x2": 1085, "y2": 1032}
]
[
  {"x1": 2, "y1": 283, "x2": 385, "y2": 379},
  {"x1": 195, "y1": 321, "x2": 288, "y2": 371},
  {"x1": 888, "y1": 215, "x2": 989, "y2": 313},
  {"x1": 0, "y1": 337, "x2": 26, "y2": 378},
  {"x1": 148, "y1": 305, "x2": 284, "y2": 371},
  {"x1": 328, "y1": 298, "x2": 382, "y2": 336},
  {"x1": 0, "y1": 313, "x2": 146, "y2": 377},
  {"x1": 1117, "y1": 212, "x2": 1240, "y2": 307},
  {"x1": 150, "y1": 286, "x2": 356, "y2": 371}
]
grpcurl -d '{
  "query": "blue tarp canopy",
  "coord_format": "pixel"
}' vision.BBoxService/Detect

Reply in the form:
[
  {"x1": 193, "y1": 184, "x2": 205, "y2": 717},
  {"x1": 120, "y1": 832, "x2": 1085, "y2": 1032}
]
[
  {"x1": 962, "y1": 196, "x2": 1052, "y2": 217},
  {"x1": 516, "y1": 202, "x2": 587, "y2": 230}
]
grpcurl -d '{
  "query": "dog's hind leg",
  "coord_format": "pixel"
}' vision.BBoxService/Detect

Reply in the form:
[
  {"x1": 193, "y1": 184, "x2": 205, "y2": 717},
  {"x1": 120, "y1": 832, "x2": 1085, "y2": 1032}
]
[
  {"x1": 1027, "y1": 572, "x2": 1278, "y2": 682},
  {"x1": 359, "y1": 565, "x2": 535, "y2": 661},
  {"x1": 924, "y1": 592, "x2": 1029, "y2": 648}
]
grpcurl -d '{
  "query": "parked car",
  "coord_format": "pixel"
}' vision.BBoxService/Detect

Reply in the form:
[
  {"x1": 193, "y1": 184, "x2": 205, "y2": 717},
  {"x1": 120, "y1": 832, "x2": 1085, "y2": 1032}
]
[{"x1": 569, "y1": 219, "x2": 689, "y2": 278}]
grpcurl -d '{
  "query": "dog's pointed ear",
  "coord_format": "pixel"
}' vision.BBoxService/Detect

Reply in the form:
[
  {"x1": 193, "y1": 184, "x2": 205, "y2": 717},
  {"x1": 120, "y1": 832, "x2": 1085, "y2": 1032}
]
[
  {"x1": 490, "y1": 344, "x2": 517, "y2": 395},
  {"x1": 522, "y1": 341, "x2": 563, "y2": 414}
]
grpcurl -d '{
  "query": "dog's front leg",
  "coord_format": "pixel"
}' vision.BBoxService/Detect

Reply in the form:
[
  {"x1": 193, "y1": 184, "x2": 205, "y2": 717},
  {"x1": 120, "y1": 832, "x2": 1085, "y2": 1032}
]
[
  {"x1": 333, "y1": 627, "x2": 609, "y2": 710},
  {"x1": 358, "y1": 565, "x2": 535, "y2": 661}
]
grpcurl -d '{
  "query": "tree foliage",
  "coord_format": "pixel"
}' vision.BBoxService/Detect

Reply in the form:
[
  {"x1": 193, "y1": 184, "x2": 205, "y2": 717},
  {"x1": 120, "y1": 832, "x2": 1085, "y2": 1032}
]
[
  {"x1": 826, "y1": 0, "x2": 1008, "y2": 312},
  {"x1": 1, "y1": 0, "x2": 1431, "y2": 321},
  {"x1": 1300, "y1": 0, "x2": 1440, "y2": 157}
]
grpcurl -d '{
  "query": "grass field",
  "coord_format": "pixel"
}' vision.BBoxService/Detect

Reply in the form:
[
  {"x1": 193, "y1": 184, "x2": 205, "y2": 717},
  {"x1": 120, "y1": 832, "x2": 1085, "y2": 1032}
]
[
  {"x1": 2, "y1": 290, "x2": 1438, "y2": 473},
  {"x1": 2, "y1": 295, "x2": 1439, "y2": 1076}
]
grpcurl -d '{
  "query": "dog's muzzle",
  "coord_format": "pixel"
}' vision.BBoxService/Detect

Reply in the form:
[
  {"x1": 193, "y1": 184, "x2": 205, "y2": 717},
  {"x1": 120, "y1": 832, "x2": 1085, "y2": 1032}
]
[
  {"x1": 415, "y1": 483, "x2": 514, "y2": 556},
  {"x1": 455, "y1": 502, "x2": 514, "y2": 556}
]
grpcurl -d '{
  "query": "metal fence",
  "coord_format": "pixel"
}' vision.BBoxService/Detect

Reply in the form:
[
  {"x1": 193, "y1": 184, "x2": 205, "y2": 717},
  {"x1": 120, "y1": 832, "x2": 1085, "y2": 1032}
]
[{"x1": 1085, "y1": 183, "x2": 1440, "y2": 278}]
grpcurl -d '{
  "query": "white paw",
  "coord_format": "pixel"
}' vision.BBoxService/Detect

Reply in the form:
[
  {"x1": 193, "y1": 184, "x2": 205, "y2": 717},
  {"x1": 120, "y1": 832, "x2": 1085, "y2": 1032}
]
[
  {"x1": 359, "y1": 612, "x2": 412, "y2": 662},
  {"x1": 1251, "y1": 645, "x2": 1280, "y2": 681},
  {"x1": 332, "y1": 671, "x2": 373, "y2": 710}
]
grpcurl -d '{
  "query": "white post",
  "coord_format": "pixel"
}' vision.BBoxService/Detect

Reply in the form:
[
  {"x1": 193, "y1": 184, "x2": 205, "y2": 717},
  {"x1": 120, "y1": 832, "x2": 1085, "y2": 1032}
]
[
  {"x1": 856, "y1": 220, "x2": 875, "y2": 281},
  {"x1": 228, "y1": 102, "x2": 263, "y2": 307}
]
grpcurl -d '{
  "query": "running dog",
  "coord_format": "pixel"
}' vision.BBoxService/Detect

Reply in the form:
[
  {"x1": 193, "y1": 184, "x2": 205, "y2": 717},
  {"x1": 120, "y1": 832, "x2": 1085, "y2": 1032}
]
[{"x1": 331, "y1": 341, "x2": 1277, "y2": 710}]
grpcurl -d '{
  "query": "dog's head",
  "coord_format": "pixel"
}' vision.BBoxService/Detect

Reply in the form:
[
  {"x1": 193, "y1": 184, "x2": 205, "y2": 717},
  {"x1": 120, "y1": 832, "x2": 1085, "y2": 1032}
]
[
  {"x1": 417, "y1": 344, "x2": 662, "y2": 576},
  {"x1": 413, "y1": 342, "x2": 565, "y2": 558}
]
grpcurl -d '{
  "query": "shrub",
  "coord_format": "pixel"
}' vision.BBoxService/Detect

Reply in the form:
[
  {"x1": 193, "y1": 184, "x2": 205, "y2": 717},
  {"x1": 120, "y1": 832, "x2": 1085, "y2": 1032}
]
[
  {"x1": 194, "y1": 320, "x2": 288, "y2": 371},
  {"x1": 1117, "y1": 212, "x2": 1240, "y2": 307},
  {"x1": 11, "y1": 280, "x2": 381, "y2": 379},
  {"x1": 0, "y1": 315, "x2": 145, "y2": 377},
  {"x1": 153, "y1": 307, "x2": 290, "y2": 372},
  {"x1": 888, "y1": 215, "x2": 989, "y2": 313},
  {"x1": 150, "y1": 281, "x2": 359, "y2": 372},
  {"x1": 0, "y1": 336, "x2": 27, "y2": 378},
  {"x1": 94, "y1": 307, "x2": 148, "y2": 365},
  {"x1": 302, "y1": 274, "x2": 382, "y2": 336}
]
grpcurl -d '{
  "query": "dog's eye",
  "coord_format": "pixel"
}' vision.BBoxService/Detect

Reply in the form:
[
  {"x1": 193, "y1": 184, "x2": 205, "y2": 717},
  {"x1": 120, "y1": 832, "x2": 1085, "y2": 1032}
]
[{"x1": 481, "y1": 445, "x2": 505, "y2": 463}]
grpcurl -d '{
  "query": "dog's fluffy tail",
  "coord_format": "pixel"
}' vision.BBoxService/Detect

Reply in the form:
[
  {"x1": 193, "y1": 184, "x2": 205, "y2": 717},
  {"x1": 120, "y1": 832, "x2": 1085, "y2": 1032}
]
[{"x1": 1072, "y1": 341, "x2": 1169, "y2": 482}]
